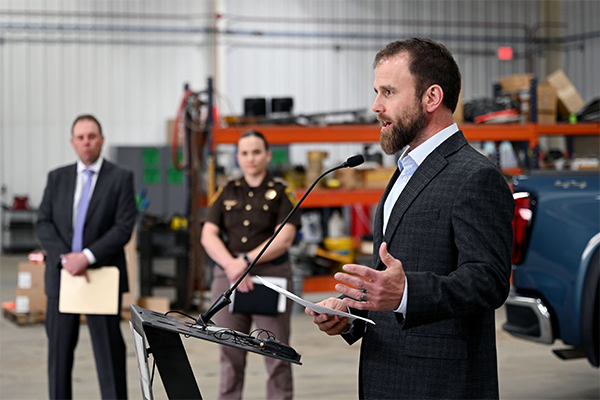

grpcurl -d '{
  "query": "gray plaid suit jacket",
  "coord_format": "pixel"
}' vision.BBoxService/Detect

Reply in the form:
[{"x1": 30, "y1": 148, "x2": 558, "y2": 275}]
[{"x1": 343, "y1": 131, "x2": 514, "y2": 399}]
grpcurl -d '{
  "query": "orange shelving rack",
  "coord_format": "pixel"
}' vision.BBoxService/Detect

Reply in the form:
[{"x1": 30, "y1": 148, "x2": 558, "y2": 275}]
[{"x1": 210, "y1": 122, "x2": 599, "y2": 208}]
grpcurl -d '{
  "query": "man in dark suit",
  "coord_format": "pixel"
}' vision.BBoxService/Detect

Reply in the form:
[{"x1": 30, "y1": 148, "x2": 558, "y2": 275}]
[
  {"x1": 307, "y1": 38, "x2": 514, "y2": 399},
  {"x1": 36, "y1": 114, "x2": 137, "y2": 399}
]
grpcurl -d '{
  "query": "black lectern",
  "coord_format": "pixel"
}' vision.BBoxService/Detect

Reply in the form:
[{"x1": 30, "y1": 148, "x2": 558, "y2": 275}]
[{"x1": 129, "y1": 304, "x2": 302, "y2": 400}]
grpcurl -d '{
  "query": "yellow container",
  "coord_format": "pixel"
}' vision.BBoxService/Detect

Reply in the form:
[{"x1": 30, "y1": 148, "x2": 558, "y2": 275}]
[
  {"x1": 323, "y1": 236, "x2": 354, "y2": 264},
  {"x1": 323, "y1": 236, "x2": 354, "y2": 252}
]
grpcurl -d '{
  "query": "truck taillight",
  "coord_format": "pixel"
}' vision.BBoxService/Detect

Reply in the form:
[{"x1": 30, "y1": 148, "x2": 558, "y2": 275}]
[{"x1": 512, "y1": 192, "x2": 534, "y2": 264}]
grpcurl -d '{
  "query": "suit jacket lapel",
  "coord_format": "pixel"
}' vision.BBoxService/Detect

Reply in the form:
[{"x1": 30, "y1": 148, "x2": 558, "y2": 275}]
[
  {"x1": 63, "y1": 165, "x2": 77, "y2": 234},
  {"x1": 372, "y1": 167, "x2": 400, "y2": 268},
  {"x1": 373, "y1": 131, "x2": 468, "y2": 269}
]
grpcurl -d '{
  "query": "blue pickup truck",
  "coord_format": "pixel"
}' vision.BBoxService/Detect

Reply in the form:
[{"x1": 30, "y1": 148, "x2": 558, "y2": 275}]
[{"x1": 503, "y1": 170, "x2": 599, "y2": 367}]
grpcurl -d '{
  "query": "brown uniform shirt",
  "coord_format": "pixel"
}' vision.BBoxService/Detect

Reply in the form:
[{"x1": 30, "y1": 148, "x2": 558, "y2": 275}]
[{"x1": 205, "y1": 172, "x2": 301, "y2": 256}]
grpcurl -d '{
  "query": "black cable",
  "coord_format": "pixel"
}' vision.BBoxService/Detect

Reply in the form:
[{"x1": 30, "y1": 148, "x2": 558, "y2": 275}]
[
  {"x1": 250, "y1": 328, "x2": 276, "y2": 340},
  {"x1": 150, "y1": 359, "x2": 156, "y2": 385},
  {"x1": 165, "y1": 309, "x2": 197, "y2": 321}
]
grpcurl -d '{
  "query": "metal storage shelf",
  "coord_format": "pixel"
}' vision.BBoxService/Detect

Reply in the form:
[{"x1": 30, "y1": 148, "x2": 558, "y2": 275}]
[
  {"x1": 210, "y1": 122, "x2": 599, "y2": 208},
  {"x1": 292, "y1": 188, "x2": 384, "y2": 208},
  {"x1": 211, "y1": 122, "x2": 599, "y2": 146},
  {"x1": 1, "y1": 207, "x2": 39, "y2": 253}
]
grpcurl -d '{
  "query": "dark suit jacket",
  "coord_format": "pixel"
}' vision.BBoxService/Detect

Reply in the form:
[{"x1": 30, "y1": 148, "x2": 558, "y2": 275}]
[
  {"x1": 36, "y1": 160, "x2": 137, "y2": 299},
  {"x1": 343, "y1": 131, "x2": 514, "y2": 399}
]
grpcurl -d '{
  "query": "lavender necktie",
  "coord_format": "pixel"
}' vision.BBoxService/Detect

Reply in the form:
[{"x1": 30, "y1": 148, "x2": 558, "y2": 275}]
[{"x1": 71, "y1": 169, "x2": 94, "y2": 252}]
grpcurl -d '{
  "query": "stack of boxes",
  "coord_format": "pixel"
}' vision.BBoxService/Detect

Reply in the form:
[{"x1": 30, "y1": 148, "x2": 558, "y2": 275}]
[
  {"x1": 1, "y1": 261, "x2": 47, "y2": 324},
  {"x1": 498, "y1": 69, "x2": 585, "y2": 124},
  {"x1": 15, "y1": 262, "x2": 46, "y2": 315},
  {"x1": 536, "y1": 82, "x2": 559, "y2": 125},
  {"x1": 546, "y1": 69, "x2": 586, "y2": 120}
]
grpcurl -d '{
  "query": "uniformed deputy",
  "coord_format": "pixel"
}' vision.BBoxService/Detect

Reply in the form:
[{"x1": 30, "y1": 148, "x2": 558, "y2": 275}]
[{"x1": 201, "y1": 130, "x2": 300, "y2": 400}]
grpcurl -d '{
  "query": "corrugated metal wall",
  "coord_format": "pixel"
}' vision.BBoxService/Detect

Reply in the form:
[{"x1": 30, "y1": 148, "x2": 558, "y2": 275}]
[
  {"x1": 1, "y1": 0, "x2": 598, "y2": 210},
  {"x1": 0, "y1": 0, "x2": 214, "y2": 211},
  {"x1": 220, "y1": 0, "x2": 599, "y2": 114},
  {"x1": 560, "y1": 1, "x2": 600, "y2": 99}
]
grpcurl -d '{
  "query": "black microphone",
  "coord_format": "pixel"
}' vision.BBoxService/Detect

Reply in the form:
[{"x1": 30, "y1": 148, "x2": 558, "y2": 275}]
[
  {"x1": 343, "y1": 154, "x2": 365, "y2": 168},
  {"x1": 196, "y1": 154, "x2": 365, "y2": 326}
]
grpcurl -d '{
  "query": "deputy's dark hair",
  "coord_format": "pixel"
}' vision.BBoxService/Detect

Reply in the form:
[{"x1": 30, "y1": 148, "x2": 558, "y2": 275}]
[
  {"x1": 71, "y1": 114, "x2": 103, "y2": 136},
  {"x1": 239, "y1": 130, "x2": 269, "y2": 150},
  {"x1": 373, "y1": 38, "x2": 462, "y2": 113}
]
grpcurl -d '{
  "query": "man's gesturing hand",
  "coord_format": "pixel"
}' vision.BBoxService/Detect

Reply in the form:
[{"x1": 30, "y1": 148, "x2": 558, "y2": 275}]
[{"x1": 335, "y1": 242, "x2": 406, "y2": 311}]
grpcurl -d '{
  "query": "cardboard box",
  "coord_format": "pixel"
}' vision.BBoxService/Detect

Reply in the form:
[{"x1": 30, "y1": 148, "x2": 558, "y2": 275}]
[
  {"x1": 546, "y1": 69, "x2": 586, "y2": 116},
  {"x1": 536, "y1": 82, "x2": 558, "y2": 125},
  {"x1": 537, "y1": 82, "x2": 558, "y2": 111},
  {"x1": 499, "y1": 74, "x2": 534, "y2": 93},
  {"x1": 138, "y1": 296, "x2": 170, "y2": 314},
  {"x1": 363, "y1": 167, "x2": 396, "y2": 189},
  {"x1": 15, "y1": 286, "x2": 46, "y2": 313},
  {"x1": 505, "y1": 80, "x2": 558, "y2": 124},
  {"x1": 537, "y1": 111, "x2": 557, "y2": 125},
  {"x1": 17, "y1": 262, "x2": 45, "y2": 289},
  {"x1": 15, "y1": 262, "x2": 46, "y2": 313},
  {"x1": 335, "y1": 168, "x2": 363, "y2": 189}
]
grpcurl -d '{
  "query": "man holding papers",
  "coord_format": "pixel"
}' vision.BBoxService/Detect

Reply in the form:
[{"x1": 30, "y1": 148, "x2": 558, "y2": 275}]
[
  {"x1": 306, "y1": 38, "x2": 513, "y2": 399},
  {"x1": 36, "y1": 115, "x2": 137, "y2": 399}
]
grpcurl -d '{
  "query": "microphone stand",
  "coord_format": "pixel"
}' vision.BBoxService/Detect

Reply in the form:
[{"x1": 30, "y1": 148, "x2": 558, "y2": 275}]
[{"x1": 196, "y1": 156, "x2": 362, "y2": 326}]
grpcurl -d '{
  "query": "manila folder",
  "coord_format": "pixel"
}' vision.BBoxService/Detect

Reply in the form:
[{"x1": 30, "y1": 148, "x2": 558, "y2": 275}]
[{"x1": 59, "y1": 267, "x2": 120, "y2": 315}]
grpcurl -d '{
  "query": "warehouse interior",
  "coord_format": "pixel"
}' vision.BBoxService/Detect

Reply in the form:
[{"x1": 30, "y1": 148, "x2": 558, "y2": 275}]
[{"x1": 1, "y1": 1, "x2": 599, "y2": 399}]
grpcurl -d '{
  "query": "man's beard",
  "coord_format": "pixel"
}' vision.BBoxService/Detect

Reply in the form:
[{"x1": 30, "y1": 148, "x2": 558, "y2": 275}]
[{"x1": 379, "y1": 101, "x2": 427, "y2": 155}]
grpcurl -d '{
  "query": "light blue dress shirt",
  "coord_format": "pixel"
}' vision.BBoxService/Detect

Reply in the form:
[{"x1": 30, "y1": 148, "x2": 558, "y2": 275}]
[{"x1": 381, "y1": 123, "x2": 459, "y2": 315}]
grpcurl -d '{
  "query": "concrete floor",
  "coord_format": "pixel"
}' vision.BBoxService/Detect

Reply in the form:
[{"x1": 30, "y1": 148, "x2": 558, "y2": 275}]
[{"x1": 1, "y1": 253, "x2": 598, "y2": 399}]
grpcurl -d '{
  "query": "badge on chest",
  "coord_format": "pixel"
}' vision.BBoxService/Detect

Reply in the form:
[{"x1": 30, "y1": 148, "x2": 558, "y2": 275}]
[{"x1": 223, "y1": 199, "x2": 237, "y2": 211}]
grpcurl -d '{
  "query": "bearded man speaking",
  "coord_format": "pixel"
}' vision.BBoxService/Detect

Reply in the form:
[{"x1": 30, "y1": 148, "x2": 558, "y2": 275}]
[{"x1": 306, "y1": 38, "x2": 514, "y2": 400}]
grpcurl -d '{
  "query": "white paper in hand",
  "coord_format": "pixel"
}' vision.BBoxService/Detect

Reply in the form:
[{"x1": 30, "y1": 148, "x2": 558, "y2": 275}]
[{"x1": 256, "y1": 276, "x2": 375, "y2": 325}]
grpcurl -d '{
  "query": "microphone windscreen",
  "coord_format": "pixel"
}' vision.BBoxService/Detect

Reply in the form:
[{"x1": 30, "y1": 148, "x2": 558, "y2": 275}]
[{"x1": 346, "y1": 154, "x2": 365, "y2": 168}]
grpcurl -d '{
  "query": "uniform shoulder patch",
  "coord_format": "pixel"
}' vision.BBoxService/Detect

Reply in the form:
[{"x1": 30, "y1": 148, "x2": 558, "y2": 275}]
[
  {"x1": 208, "y1": 186, "x2": 224, "y2": 206},
  {"x1": 273, "y1": 176, "x2": 290, "y2": 187},
  {"x1": 224, "y1": 172, "x2": 243, "y2": 185},
  {"x1": 284, "y1": 187, "x2": 298, "y2": 206}
]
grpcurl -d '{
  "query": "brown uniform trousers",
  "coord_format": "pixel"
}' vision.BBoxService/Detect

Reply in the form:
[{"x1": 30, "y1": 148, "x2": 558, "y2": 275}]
[{"x1": 211, "y1": 260, "x2": 293, "y2": 400}]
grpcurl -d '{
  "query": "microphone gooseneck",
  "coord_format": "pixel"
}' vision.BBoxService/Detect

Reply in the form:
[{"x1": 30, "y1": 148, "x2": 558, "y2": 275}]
[{"x1": 196, "y1": 154, "x2": 365, "y2": 326}]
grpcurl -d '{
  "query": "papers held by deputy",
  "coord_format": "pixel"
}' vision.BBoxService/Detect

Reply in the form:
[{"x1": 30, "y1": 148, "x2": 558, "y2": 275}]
[
  {"x1": 256, "y1": 276, "x2": 375, "y2": 325},
  {"x1": 59, "y1": 267, "x2": 120, "y2": 315},
  {"x1": 229, "y1": 276, "x2": 287, "y2": 316}
]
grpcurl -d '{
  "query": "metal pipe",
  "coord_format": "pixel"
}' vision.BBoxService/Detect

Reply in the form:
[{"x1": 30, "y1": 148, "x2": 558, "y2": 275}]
[
  {"x1": 3, "y1": 21, "x2": 586, "y2": 45},
  {"x1": 1, "y1": 7, "x2": 594, "y2": 74},
  {"x1": 0, "y1": 9, "x2": 213, "y2": 21}
]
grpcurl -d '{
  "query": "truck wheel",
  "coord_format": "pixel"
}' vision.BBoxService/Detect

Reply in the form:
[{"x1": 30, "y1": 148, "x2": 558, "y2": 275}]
[{"x1": 581, "y1": 249, "x2": 599, "y2": 367}]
